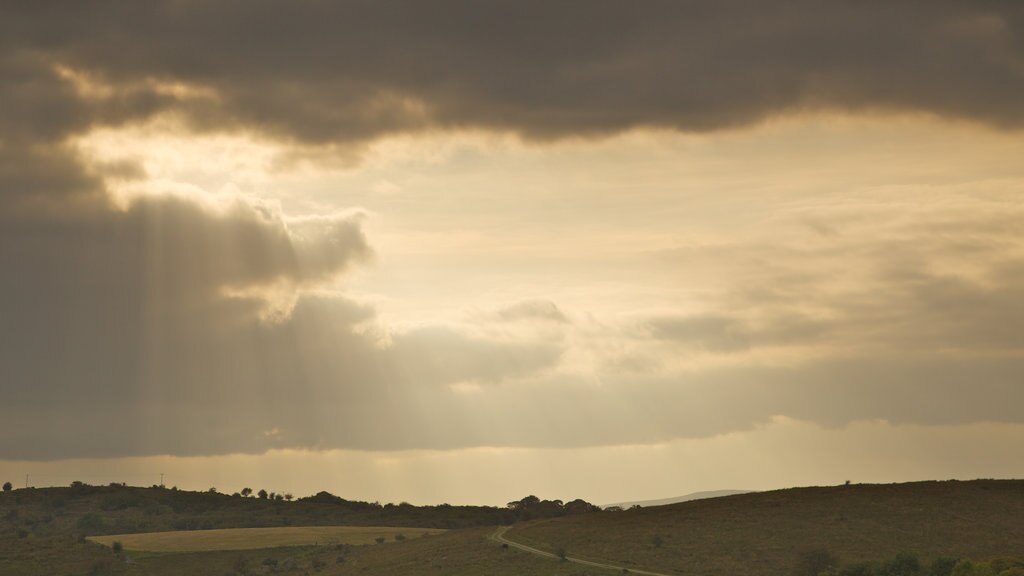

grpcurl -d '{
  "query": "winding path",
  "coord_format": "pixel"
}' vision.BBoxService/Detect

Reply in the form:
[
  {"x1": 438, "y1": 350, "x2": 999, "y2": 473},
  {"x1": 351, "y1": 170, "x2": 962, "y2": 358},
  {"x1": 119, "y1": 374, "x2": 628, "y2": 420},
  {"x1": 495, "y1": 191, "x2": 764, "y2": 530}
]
[{"x1": 489, "y1": 525, "x2": 675, "y2": 576}]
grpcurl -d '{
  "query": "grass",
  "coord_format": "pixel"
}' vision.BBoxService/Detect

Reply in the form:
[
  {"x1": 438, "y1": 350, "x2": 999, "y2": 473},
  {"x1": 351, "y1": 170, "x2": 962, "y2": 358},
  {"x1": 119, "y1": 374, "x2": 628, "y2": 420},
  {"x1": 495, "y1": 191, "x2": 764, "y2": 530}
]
[
  {"x1": 508, "y1": 479, "x2": 1024, "y2": 576},
  {"x1": 3, "y1": 479, "x2": 1023, "y2": 575},
  {"x1": 88, "y1": 525, "x2": 444, "y2": 552},
  {"x1": 130, "y1": 528, "x2": 598, "y2": 576}
]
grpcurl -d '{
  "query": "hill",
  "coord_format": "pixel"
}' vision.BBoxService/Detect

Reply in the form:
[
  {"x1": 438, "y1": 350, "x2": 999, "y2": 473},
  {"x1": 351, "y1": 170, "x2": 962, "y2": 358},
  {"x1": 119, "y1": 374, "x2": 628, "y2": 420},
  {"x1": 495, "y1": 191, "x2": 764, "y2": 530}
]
[
  {"x1": 2, "y1": 479, "x2": 1023, "y2": 575},
  {"x1": 0, "y1": 483, "x2": 597, "y2": 575},
  {"x1": 603, "y1": 489, "x2": 754, "y2": 510},
  {"x1": 508, "y1": 479, "x2": 1024, "y2": 576}
]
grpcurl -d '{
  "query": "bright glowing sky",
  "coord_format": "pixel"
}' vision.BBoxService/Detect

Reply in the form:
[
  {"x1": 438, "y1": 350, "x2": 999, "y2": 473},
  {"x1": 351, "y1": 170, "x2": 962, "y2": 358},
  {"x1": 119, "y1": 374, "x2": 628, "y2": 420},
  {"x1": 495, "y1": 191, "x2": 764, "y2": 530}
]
[{"x1": 2, "y1": 2, "x2": 1024, "y2": 505}]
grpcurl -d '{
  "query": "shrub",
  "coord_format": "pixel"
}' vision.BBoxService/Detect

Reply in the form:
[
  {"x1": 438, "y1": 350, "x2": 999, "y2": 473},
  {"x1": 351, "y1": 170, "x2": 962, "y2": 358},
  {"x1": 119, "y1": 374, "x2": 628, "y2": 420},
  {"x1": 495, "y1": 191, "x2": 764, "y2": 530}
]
[
  {"x1": 112, "y1": 541, "x2": 123, "y2": 554},
  {"x1": 930, "y1": 558, "x2": 958, "y2": 576},
  {"x1": 395, "y1": 533, "x2": 406, "y2": 541},
  {"x1": 881, "y1": 552, "x2": 920, "y2": 576},
  {"x1": 374, "y1": 536, "x2": 385, "y2": 544},
  {"x1": 77, "y1": 513, "x2": 104, "y2": 532},
  {"x1": 89, "y1": 558, "x2": 113, "y2": 576},
  {"x1": 794, "y1": 548, "x2": 839, "y2": 576}
]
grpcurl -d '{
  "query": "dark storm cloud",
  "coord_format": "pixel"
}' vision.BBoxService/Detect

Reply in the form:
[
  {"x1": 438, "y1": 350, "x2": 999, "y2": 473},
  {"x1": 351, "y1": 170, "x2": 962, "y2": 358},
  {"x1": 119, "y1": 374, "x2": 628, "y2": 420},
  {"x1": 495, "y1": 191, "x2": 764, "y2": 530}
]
[
  {"x1": 3, "y1": 1, "x2": 1024, "y2": 146},
  {"x1": 2, "y1": 0, "x2": 1024, "y2": 459}
]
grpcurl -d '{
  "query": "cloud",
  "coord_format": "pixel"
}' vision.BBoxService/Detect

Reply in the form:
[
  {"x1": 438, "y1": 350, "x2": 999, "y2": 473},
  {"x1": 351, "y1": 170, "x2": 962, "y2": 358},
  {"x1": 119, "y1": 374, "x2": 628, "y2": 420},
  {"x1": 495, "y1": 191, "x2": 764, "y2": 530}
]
[
  {"x1": 3, "y1": 2, "x2": 1024, "y2": 149},
  {"x1": 1, "y1": 1, "x2": 1023, "y2": 461},
  {"x1": 493, "y1": 300, "x2": 569, "y2": 324}
]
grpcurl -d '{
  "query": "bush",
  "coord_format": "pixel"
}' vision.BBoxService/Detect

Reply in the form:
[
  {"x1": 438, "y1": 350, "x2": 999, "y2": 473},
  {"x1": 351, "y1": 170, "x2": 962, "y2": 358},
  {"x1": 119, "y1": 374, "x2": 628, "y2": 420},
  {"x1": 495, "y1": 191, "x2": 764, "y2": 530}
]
[
  {"x1": 77, "y1": 513, "x2": 105, "y2": 533},
  {"x1": 374, "y1": 536, "x2": 385, "y2": 544},
  {"x1": 881, "y1": 552, "x2": 920, "y2": 576},
  {"x1": 112, "y1": 541, "x2": 123, "y2": 554},
  {"x1": 930, "y1": 558, "x2": 958, "y2": 576},
  {"x1": 794, "y1": 548, "x2": 839, "y2": 576},
  {"x1": 89, "y1": 558, "x2": 114, "y2": 576}
]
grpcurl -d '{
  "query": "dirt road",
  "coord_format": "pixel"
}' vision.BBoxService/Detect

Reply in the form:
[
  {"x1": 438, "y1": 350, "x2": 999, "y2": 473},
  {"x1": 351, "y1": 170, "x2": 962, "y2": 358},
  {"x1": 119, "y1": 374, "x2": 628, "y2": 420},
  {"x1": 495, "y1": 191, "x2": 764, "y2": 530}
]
[{"x1": 489, "y1": 525, "x2": 676, "y2": 576}]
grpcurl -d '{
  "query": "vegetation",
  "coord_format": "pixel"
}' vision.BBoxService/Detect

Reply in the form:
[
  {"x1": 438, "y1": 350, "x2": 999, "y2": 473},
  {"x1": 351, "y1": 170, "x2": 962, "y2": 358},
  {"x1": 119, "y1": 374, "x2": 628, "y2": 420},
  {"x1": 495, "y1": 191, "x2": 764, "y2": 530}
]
[
  {"x1": 818, "y1": 552, "x2": 1024, "y2": 576},
  {"x1": 88, "y1": 525, "x2": 443, "y2": 552},
  {"x1": 0, "y1": 481, "x2": 600, "y2": 575},
  {"x1": 2, "y1": 479, "x2": 1023, "y2": 575},
  {"x1": 509, "y1": 480, "x2": 1024, "y2": 576}
]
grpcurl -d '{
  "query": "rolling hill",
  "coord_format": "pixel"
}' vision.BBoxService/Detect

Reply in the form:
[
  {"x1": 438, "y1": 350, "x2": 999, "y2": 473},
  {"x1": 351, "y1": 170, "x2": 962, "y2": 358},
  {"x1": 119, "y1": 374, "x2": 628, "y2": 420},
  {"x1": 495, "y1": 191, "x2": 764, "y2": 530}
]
[{"x1": 508, "y1": 479, "x2": 1024, "y2": 576}]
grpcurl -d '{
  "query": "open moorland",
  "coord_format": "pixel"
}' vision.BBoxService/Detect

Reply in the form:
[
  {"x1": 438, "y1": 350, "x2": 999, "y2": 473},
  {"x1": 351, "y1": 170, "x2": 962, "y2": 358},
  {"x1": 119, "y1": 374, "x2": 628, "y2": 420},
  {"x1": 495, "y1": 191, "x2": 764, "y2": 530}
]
[
  {"x1": 1, "y1": 479, "x2": 1022, "y2": 575},
  {"x1": 509, "y1": 479, "x2": 1024, "y2": 576}
]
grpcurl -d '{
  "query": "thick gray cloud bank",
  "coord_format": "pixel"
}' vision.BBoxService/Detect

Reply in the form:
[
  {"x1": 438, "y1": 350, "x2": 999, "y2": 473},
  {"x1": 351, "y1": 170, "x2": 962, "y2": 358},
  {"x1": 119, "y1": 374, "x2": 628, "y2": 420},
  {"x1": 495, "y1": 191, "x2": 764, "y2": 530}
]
[
  {"x1": 3, "y1": 1, "x2": 1024, "y2": 145},
  {"x1": 2, "y1": 1, "x2": 1024, "y2": 459}
]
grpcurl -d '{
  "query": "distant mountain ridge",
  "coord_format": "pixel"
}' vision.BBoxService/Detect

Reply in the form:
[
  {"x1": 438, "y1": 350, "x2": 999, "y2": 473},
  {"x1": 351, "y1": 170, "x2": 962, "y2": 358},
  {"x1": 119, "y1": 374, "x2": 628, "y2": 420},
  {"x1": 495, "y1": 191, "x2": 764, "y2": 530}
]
[{"x1": 602, "y1": 489, "x2": 753, "y2": 509}]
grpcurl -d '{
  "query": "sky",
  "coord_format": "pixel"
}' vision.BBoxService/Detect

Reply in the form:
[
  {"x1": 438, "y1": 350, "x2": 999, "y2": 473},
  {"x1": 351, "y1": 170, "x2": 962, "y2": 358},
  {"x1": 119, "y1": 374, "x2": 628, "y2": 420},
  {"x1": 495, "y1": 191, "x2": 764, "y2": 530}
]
[{"x1": 2, "y1": 1, "x2": 1024, "y2": 506}]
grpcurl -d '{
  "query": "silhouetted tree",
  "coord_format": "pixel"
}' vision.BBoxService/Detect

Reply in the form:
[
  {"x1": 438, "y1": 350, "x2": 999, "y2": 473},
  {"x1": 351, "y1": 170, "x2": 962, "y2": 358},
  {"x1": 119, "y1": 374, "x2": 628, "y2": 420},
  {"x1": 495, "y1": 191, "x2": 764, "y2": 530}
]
[
  {"x1": 2, "y1": 481, "x2": 11, "y2": 492},
  {"x1": 241, "y1": 487, "x2": 253, "y2": 497},
  {"x1": 284, "y1": 493, "x2": 293, "y2": 501},
  {"x1": 257, "y1": 489, "x2": 268, "y2": 499}
]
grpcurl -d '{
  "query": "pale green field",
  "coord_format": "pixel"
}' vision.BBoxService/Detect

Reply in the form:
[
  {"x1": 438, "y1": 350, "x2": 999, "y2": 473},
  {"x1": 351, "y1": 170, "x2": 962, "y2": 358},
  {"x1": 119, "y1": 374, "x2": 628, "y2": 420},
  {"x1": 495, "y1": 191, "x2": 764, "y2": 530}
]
[{"x1": 88, "y1": 526, "x2": 445, "y2": 552}]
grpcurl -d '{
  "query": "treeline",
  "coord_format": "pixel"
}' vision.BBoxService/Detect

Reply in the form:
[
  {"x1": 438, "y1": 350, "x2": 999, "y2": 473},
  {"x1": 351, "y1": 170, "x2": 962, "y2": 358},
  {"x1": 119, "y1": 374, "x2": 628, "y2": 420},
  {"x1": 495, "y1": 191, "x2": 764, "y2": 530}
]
[
  {"x1": 0, "y1": 481, "x2": 602, "y2": 538},
  {"x1": 796, "y1": 550, "x2": 1024, "y2": 576},
  {"x1": 299, "y1": 491, "x2": 601, "y2": 525}
]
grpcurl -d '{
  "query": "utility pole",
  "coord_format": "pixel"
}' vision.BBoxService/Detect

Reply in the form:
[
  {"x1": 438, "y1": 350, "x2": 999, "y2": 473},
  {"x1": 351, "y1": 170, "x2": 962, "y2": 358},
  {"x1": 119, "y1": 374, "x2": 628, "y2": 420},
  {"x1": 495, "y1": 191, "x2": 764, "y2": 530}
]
[
  {"x1": 24, "y1": 474, "x2": 29, "y2": 489},
  {"x1": 160, "y1": 473, "x2": 164, "y2": 488}
]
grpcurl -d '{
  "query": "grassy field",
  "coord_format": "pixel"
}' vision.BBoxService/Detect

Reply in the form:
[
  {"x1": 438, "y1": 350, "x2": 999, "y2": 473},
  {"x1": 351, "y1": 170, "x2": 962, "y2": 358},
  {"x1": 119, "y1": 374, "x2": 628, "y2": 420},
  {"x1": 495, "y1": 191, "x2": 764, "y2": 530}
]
[
  {"x1": 508, "y1": 479, "x2": 1024, "y2": 576},
  {"x1": 128, "y1": 528, "x2": 597, "y2": 576},
  {"x1": 88, "y1": 525, "x2": 445, "y2": 552}
]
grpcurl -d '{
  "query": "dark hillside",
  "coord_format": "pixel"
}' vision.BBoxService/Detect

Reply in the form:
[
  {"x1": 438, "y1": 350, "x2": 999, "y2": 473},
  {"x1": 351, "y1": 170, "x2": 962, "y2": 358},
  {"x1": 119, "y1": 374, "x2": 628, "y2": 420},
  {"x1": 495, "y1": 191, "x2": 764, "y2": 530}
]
[{"x1": 509, "y1": 479, "x2": 1024, "y2": 576}]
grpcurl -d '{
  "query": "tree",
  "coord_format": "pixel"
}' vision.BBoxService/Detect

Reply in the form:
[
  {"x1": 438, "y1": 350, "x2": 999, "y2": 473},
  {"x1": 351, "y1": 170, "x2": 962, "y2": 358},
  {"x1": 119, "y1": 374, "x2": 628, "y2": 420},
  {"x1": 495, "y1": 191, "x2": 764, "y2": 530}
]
[
  {"x1": 284, "y1": 493, "x2": 293, "y2": 501},
  {"x1": 2, "y1": 481, "x2": 12, "y2": 492},
  {"x1": 257, "y1": 489, "x2": 268, "y2": 499},
  {"x1": 241, "y1": 487, "x2": 253, "y2": 498}
]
